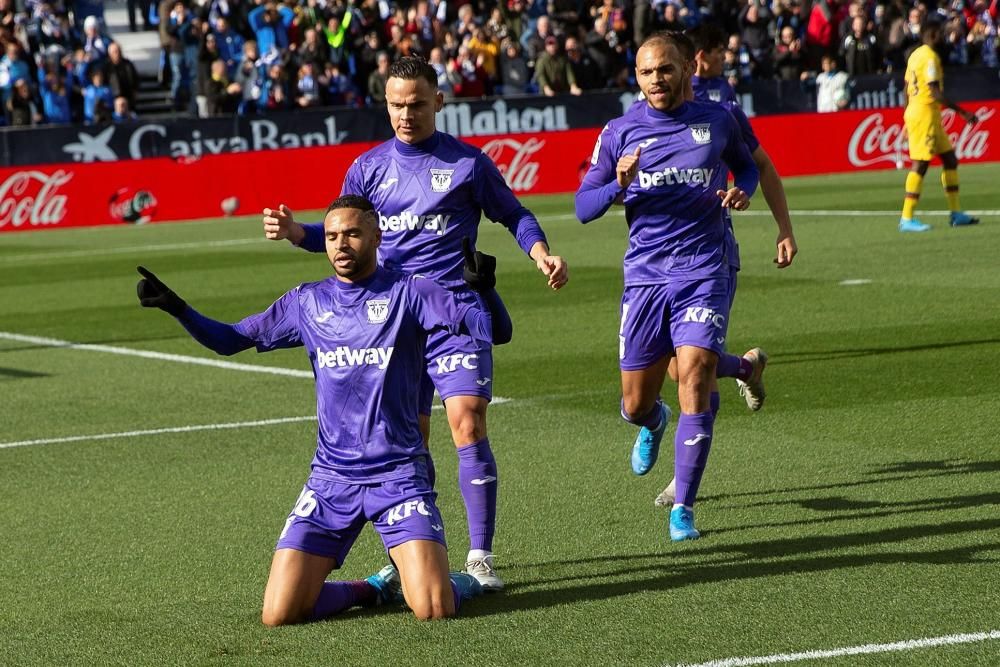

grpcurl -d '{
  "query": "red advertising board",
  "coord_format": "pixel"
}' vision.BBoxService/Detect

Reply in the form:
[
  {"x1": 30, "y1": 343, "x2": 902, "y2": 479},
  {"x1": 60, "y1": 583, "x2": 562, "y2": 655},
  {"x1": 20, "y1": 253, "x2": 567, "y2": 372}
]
[{"x1": 2, "y1": 101, "x2": 997, "y2": 233}]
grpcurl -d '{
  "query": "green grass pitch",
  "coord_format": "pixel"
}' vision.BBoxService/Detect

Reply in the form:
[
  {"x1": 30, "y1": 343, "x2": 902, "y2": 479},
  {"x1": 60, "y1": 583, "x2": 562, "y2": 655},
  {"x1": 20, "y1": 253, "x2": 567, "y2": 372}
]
[{"x1": 1, "y1": 165, "x2": 999, "y2": 666}]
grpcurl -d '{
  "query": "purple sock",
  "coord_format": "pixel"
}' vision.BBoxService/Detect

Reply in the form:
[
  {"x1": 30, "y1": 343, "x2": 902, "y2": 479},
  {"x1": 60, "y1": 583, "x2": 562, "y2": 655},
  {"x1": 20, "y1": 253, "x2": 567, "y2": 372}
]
[
  {"x1": 457, "y1": 438, "x2": 497, "y2": 551},
  {"x1": 620, "y1": 398, "x2": 664, "y2": 429},
  {"x1": 673, "y1": 411, "x2": 715, "y2": 507},
  {"x1": 309, "y1": 580, "x2": 376, "y2": 621},
  {"x1": 710, "y1": 391, "x2": 720, "y2": 418},
  {"x1": 716, "y1": 353, "x2": 752, "y2": 380}
]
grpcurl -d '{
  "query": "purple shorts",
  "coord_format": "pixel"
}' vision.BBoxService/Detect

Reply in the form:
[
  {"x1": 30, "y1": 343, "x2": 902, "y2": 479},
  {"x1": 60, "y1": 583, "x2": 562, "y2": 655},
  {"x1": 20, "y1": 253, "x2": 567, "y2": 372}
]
[
  {"x1": 619, "y1": 278, "x2": 732, "y2": 371},
  {"x1": 418, "y1": 290, "x2": 493, "y2": 415},
  {"x1": 275, "y1": 470, "x2": 447, "y2": 567}
]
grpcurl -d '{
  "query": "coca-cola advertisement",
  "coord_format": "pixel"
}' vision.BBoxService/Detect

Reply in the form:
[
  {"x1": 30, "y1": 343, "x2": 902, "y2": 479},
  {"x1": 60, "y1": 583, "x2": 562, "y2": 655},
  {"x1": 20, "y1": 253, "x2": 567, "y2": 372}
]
[
  {"x1": 2, "y1": 101, "x2": 998, "y2": 233},
  {"x1": 751, "y1": 100, "x2": 1000, "y2": 176}
]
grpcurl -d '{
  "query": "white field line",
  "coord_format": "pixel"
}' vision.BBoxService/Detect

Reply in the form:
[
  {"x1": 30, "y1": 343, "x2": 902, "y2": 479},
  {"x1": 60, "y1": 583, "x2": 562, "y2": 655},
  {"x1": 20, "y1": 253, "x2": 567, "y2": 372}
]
[
  {"x1": 0, "y1": 237, "x2": 265, "y2": 264},
  {"x1": 673, "y1": 630, "x2": 1000, "y2": 667},
  {"x1": 0, "y1": 397, "x2": 512, "y2": 450},
  {"x1": 0, "y1": 331, "x2": 314, "y2": 378}
]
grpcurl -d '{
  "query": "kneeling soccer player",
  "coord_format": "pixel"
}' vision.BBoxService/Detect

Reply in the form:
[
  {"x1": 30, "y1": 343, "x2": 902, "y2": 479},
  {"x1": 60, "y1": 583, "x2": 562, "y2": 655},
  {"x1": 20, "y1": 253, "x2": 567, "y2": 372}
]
[{"x1": 137, "y1": 194, "x2": 490, "y2": 623}]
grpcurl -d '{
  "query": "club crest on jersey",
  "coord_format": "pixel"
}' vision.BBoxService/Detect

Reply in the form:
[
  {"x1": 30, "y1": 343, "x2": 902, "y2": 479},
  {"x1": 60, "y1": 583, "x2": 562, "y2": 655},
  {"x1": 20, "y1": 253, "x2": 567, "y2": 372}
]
[
  {"x1": 690, "y1": 124, "x2": 712, "y2": 144},
  {"x1": 708, "y1": 90, "x2": 721, "y2": 102},
  {"x1": 430, "y1": 169, "x2": 453, "y2": 192},
  {"x1": 366, "y1": 298, "x2": 390, "y2": 324}
]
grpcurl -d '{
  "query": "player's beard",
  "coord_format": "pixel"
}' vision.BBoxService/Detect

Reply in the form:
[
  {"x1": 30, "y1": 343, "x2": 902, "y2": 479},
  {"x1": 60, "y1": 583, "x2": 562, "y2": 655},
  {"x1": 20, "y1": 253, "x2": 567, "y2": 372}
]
[
  {"x1": 646, "y1": 79, "x2": 682, "y2": 110},
  {"x1": 332, "y1": 248, "x2": 376, "y2": 279}
]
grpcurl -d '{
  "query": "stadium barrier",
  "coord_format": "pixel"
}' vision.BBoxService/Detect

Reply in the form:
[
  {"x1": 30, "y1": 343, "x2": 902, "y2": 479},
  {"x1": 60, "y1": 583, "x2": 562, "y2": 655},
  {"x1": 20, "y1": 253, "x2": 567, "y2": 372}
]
[{"x1": 2, "y1": 100, "x2": 998, "y2": 233}]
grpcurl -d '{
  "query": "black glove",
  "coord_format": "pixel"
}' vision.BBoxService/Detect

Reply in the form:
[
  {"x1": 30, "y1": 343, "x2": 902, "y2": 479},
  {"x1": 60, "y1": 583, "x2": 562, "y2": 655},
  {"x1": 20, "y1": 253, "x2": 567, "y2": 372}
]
[
  {"x1": 461, "y1": 236, "x2": 497, "y2": 292},
  {"x1": 136, "y1": 266, "x2": 188, "y2": 317}
]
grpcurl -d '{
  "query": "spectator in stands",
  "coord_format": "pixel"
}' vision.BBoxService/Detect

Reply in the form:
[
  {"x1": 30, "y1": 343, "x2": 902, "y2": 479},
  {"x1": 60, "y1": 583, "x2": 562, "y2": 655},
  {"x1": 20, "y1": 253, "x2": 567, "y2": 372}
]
[
  {"x1": 205, "y1": 59, "x2": 241, "y2": 114},
  {"x1": 214, "y1": 16, "x2": 244, "y2": 78},
  {"x1": 965, "y1": 0, "x2": 999, "y2": 67},
  {"x1": 534, "y1": 35, "x2": 581, "y2": 96},
  {"x1": 103, "y1": 42, "x2": 139, "y2": 111},
  {"x1": 450, "y1": 44, "x2": 489, "y2": 97},
  {"x1": 1, "y1": 42, "x2": 31, "y2": 103},
  {"x1": 454, "y1": 4, "x2": 478, "y2": 43},
  {"x1": 39, "y1": 64, "x2": 73, "y2": 123},
  {"x1": 815, "y1": 53, "x2": 849, "y2": 111},
  {"x1": 235, "y1": 40, "x2": 263, "y2": 112},
  {"x1": 498, "y1": 38, "x2": 531, "y2": 94},
  {"x1": 739, "y1": 0, "x2": 772, "y2": 77},
  {"x1": 774, "y1": 0, "x2": 807, "y2": 42},
  {"x1": 297, "y1": 26, "x2": 328, "y2": 70},
  {"x1": 900, "y1": 6, "x2": 925, "y2": 57},
  {"x1": 354, "y1": 30, "x2": 383, "y2": 95},
  {"x1": 945, "y1": 11, "x2": 970, "y2": 65},
  {"x1": 82, "y1": 15, "x2": 110, "y2": 65},
  {"x1": 843, "y1": 14, "x2": 880, "y2": 75},
  {"x1": 295, "y1": 61, "x2": 322, "y2": 106},
  {"x1": 83, "y1": 68, "x2": 113, "y2": 122},
  {"x1": 196, "y1": 31, "x2": 222, "y2": 117},
  {"x1": 126, "y1": 0, "x2": 152, "y2": 33},
  {"x1": 522, "y1": 14, "x2": 553, "y2": 65},
  {"x1": 499, "y1": 0, "x2": 528, "y2": 45},
  {"x1": 6, "y1": 78, "x2": 42, "y2": 126},
  {"x1": 837, "y1": 0, "x2": 866, "y2": 44},
  {"x1": 166, "y1": 1, "x2": 199, "y2": 110},
  {"x1": 323, "y1": 61, "x2": 357, "y2": 106},
  {"x1": 585, "y1": 16, "x2": 620, "y2": 87},
  {"x1": 806, "y1": 0, "x2": 846, "y2": 68},
  {"x1": 657, "y1": 2, "x2": 686, "y2": 31},
  {"x1": 565, "y1": 35, "x2": 602, "y2": 90},
  {"x1": 468, "y1": 25, "x2": 500, "y2": 91},
  {"x1": 429, "y1": 46, "x2": 454, "y2": 96},
  {"x1": 259, "y1": 61, "x2": 290, "y2": 110},
  {"x1": 112, "y1": 95, "x2": 138, "y2": 121},
  {"x1": 367, "y1": 50, "x2": 390, "y2": 104},
  {"x1": 322, "y1": 14, "x2": 350, "y2": 67},
  {"x1": 727, "y1": 33, "x2": 756, "y2": 84},
  {"x1": 248, "y1": 2, "x2": 293, "y2": 58},
  {"x1": 774, "y1": 25, "x2": 806, "y2": 80}
]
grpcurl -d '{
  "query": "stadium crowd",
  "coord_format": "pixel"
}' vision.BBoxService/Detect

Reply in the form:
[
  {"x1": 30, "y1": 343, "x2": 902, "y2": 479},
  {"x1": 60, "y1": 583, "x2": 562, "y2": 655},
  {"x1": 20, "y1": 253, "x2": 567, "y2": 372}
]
[{"x1": 1, "y1": 0, "x2": 998, "y2": 124}]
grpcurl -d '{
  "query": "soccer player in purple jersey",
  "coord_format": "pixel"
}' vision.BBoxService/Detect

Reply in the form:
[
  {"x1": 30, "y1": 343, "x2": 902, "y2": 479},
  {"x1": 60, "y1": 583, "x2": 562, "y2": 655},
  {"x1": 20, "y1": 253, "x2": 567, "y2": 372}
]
[
  {"x1": 654, "y1": 27, "x2": 801, "y2": 507},
  {"x1": 575, "y1": 31, "x2": 759, "y2": 541},
  {"x1": 137, "y1": 195, "x2": 491, "y2": 624},
  {"x1": 261, "y1": 56, "x2": 568, "y2": 590}
]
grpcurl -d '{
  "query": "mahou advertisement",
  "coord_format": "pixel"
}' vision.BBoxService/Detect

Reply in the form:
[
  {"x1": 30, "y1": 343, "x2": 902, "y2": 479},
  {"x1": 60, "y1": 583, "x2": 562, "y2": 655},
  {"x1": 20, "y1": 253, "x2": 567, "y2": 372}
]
[{"x1": 1, "y1": 101, "x2": 998, "y2": 233}]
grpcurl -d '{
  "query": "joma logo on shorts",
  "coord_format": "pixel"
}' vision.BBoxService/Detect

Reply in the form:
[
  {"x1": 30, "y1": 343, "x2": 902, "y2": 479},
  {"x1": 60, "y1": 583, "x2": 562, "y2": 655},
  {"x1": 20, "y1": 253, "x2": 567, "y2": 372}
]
[
  {"x1": 435, "y1": 353, "x2": 478, "y2": 374},
  {"x1": 637, "y1": 167, "x2": 714, "y2": 188},
  {"x1": 682, "y1": 307, "x2": 726, "y2": 328},
  {"x1": 386, "y1": 499, "x2": 432, "y2": 526},
  {"x1": 315, "y1": 346, "x2": 394, "y2": 369},
  {"x1": 378, "y1": 211, "x2": 451, "y2": 235}
]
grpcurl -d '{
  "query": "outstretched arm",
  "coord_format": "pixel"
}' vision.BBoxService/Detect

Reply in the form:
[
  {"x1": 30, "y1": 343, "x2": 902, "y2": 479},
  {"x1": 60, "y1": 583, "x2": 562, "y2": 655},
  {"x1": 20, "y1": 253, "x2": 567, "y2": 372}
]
[
  {"x1": 751, "y1": 146, "x2": 797, "y2": 268},
  {"x1": 136, "y1": 266, "x2": 255, "y2": 355}
]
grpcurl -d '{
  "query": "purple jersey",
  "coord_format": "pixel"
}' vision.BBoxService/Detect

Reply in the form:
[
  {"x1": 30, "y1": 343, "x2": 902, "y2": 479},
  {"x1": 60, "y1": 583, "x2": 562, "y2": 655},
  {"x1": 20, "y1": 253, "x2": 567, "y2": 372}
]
[
  {"x1": 336, "y1": 132, "x2": 546, "y2": 289},
  {"x1": 691, "y1": 75, "x2": 738, "y2": 105},
  {"x1": 576, "y1": 101, "x2": 758, "y2": 286},
  {"x1": 233, "y1": 267, "x2": 485, "y2": 483}
]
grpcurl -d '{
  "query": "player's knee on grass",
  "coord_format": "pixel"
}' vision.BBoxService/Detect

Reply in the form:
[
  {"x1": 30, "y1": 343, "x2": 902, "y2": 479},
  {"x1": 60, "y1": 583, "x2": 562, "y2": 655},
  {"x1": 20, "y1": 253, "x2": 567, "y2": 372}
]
[{"x1": 405, "y1": 580, "x2": 457, "y2": 620}]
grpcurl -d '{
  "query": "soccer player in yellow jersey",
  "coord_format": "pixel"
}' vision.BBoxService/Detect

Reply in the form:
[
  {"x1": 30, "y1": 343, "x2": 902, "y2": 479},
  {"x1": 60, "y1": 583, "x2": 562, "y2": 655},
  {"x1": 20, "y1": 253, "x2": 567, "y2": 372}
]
[{"x1": 900, "y1": 21, "x2": 980, "y2": 232}]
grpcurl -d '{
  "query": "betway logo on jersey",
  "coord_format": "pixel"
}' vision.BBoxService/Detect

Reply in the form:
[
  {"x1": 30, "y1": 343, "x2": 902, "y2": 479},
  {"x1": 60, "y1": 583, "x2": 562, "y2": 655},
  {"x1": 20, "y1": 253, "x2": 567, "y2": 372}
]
[
  {"x1": 315, "y1": 346, "x2": 393, "y2": 370},
  {"x1": 378, "y1": 211, "x2": 451, "y2": 236},
  {"x1": 637, "y1": 167, "x2": 714, "y2": 189}
]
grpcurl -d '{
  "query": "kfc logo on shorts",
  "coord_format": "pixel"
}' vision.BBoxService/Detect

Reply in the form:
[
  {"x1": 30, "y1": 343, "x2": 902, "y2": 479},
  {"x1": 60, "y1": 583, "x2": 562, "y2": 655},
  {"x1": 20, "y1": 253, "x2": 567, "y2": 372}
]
[
  {"x1": 690, "y1": 124, "x2": 712, "y2": 144},
  {"x1": 682, "y1": 306, "x2": 726, "y2": 328},
  {"x1": 430, "y1": 169, "x2": 453, "y2": 192},
  {"x1": 386, "y1": 499, "x2": 432, "y2": 526},
  {"x1": 366, "y1": 298, "x2": 390, "y2": 324},
  {"x1": 435, "y1": 353, "x2": 479, "y2": 374}
]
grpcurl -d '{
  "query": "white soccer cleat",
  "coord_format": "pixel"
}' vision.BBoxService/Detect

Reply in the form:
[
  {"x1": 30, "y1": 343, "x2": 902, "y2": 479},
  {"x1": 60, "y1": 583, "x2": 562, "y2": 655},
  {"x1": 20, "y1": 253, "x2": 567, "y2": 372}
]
[
  {"x1": 465, "y1": 554, "x2": 504, "y2": 592},
  {"x1": 654, "y1": 478, "x2": 676, "y2": 507},
  {"x1": 736, "y1": 347, "x2": 768, "y2": 411}
]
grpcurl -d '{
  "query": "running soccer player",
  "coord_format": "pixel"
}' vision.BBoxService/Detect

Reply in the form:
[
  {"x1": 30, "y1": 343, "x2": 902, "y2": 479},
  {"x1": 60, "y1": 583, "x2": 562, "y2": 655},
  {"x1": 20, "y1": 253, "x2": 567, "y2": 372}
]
[
  {"x1": 137, "y1": 195, "x2": 488, "y2": 624},
  {"x1": 653, "y1": 26, "x2": 800, "y2": 507},
  {"x1": 575, "y1": 31, "x2": 759, "y2": 541},
  {"x1": 261, "y1": 56, "x2": 568, "y2": 590},
  {"x1": 899, "y1": 21, "x2": 980, "y2": 232}
]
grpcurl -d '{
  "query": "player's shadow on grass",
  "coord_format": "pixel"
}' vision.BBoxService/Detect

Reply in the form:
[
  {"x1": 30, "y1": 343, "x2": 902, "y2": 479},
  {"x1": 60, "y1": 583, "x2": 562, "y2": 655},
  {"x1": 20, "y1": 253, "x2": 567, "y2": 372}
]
[
  {"x1": 0, "y1": 366, "x2": 49, "y2": 379},
  {"x1": 774, "y1": 337, "x2": 1000, "y2": 365},
  {"x1": 467, "y1": 518, "x2": 1000, "y2": 617},
  {"x1": 701, "y1": 459, "x2": 1000, "y2": 504},
  {"x1": 707, "y1": 491, "x2": 1000, "y2": 535}
]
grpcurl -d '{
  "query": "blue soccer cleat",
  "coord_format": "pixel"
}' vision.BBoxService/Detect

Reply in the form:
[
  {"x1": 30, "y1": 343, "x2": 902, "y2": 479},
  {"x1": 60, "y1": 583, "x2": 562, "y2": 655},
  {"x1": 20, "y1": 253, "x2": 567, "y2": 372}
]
[
  {"x1": 669, "y1": 505, "x2": 701, "y2": 542},
  {"x1": 366, "y1": 564, "x2": 404, "y2": 605},
  {"x1": 449, "y1": 572, "x2": 484, "y2": 600},
  {"x1": 630, "y1": 404, "x2": 671, "y2": 476},
  {"x1": 950, "y1": 211, "x2": 980, "y2": 226},
  {"x1": 899, "y1": 218, "x2": 931, "y2": 232}
]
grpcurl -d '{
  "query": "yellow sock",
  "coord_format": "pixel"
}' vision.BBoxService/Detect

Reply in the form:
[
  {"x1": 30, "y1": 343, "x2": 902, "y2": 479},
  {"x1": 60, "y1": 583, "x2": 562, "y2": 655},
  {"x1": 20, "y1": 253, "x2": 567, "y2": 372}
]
[
  {"x1": 942, "y1": 169, "x2": 961, "y2": 212},
  {"x1": 902, "y1": 171, "x2": 923, "y2": 220}
]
